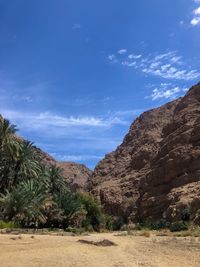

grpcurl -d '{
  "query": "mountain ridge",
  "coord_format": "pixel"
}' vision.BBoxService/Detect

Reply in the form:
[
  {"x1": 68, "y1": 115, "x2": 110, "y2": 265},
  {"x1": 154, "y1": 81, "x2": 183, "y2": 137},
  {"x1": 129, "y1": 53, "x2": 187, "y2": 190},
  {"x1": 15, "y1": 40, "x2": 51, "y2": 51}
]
[{"x1": 89, "y1": 82, "x2": 200, "y2": 224}]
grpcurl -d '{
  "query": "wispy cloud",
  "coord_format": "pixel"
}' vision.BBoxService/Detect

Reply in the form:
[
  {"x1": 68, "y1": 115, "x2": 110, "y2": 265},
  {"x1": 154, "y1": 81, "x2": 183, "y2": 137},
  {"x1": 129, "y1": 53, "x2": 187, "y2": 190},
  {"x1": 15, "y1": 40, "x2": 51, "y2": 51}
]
[
  {"x1": 141, "y1": 52, "x2": 199, "y2": 80},
  {"x1": 0, "y1": 109, "x2": 128, "y2": 129},
  {"x1": 114, "y1": 109, "x2": 143, "y2": 116},
  {"x1": 121, "y1": 61, "x2": 136, "y2": 67},
  {"x1": 191, "y1": 1, "x2": 200, "y2": 26},
  {"x1": 146, "y1": 83, "x2": 187, "y2": 101},
  {"x1": 118, "y1": 49, "x2": 127, "y2": 54},
  {"x1": 51, "y1": 153, "x2": 102, "y2": 162},
  {"x1": 0, "y1": 107, "x2": 134, "y2": 167},
  {"x1": 107, "y1": 50, "x2": 200, "y2": 81},
  {"x1": 108, "y1": 54, "x2": 118, "y2": 63},
  {"x1": 128, "y1": 54, "x2": 142, "y2": 59}
]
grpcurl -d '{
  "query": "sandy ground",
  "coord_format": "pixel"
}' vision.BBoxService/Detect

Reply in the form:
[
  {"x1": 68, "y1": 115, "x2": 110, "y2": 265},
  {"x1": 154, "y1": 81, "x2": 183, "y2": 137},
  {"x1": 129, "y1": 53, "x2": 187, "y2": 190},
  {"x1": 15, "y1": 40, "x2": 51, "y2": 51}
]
[{"x1": 0, "y1": 233, "x2": 200, "y2": 267}]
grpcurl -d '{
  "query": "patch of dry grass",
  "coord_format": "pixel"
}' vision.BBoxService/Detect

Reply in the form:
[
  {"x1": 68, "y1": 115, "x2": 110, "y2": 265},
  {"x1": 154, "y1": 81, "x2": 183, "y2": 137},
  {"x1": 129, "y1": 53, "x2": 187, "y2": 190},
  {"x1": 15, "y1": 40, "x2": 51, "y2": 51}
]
[{"x1": 138, "y1": 230, "x2": 151, "y2": 237}]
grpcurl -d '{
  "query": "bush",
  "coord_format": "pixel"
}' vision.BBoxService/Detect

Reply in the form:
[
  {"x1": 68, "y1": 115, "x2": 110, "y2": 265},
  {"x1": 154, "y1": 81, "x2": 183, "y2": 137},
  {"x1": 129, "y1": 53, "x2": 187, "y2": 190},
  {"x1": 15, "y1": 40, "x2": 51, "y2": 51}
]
[
  {"x1": 104, "y1": 214, "x2": 113, "y2": 231},
  {"x1": 113, "y1": 217, "x2": 125, "y2": 230},
  {"x1": 149, "y1": 219, "x2": 170, "y2": 230},
  {"x1": 65, "y1": 227, "x2": 85, "y2": 235},
  {"x1": 181, "y1": 207, "x2": 191, "y2": 221},
  {"x1": 0, "y1": 220, "x2": 18, "y2": 229},
  {"x1": 137, "y1": 219, "x2": 172, "y2": 230},
  {"x1": 169, "y1": 221, "x2": 188, "y2": 232},
  {"x1": 76, "y1": 192, "x2": 103, "y2": 231}
]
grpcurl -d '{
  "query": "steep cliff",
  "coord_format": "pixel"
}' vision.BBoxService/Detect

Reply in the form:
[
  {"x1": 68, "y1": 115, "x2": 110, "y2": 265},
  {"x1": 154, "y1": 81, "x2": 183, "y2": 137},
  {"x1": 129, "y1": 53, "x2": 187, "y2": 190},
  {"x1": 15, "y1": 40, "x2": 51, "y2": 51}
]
[
  {"x1": 89, "y1": 83, "x2": 200, "y2": 223},
  {"x1": 138, "y1": 83, "x2": 200, "y2": 222}
]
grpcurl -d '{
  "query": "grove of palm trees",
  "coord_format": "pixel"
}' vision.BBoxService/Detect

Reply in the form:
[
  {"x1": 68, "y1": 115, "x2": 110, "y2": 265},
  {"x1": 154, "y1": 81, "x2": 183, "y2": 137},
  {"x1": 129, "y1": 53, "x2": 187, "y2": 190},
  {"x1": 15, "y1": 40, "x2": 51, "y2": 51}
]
[{"x1": 0, "y1": 116, "x2": 110, "y2": 231}]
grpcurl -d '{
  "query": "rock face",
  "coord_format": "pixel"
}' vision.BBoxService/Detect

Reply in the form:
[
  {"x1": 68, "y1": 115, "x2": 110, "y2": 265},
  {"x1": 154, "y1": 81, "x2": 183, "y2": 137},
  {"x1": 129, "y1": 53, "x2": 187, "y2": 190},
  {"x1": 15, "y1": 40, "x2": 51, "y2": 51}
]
[
  {"x1": 35, "y1": 149, "x2": 92, "y2": 191},
  {"x1": 138, "y1": 83, "x2": 200, "y2": 222},
  {"x1": 89, "y1": 83, "x2": 200, "y2": 223},
  {"x1": 57, "y1": 162, "x2": 92, "y2": 191}
]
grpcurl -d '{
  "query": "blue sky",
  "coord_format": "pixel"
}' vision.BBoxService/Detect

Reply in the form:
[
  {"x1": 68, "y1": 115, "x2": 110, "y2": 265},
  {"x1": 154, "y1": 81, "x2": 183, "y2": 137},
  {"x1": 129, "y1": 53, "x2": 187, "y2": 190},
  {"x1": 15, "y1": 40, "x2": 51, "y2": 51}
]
[{"x1": 0, "y1": 0, "x2": 200, "y2": 169}]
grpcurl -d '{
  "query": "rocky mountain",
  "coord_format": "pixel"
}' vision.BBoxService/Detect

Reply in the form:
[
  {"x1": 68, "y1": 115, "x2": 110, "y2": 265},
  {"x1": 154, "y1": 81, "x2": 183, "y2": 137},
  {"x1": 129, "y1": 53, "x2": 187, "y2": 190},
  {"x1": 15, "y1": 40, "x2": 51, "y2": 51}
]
[
  {"x1": 89, "y1": 83, "x2": 200, "y2": 224},
  {"x1": 57, "y1": 161, "x2": 92, "y2": 191},
  {"x1": 35, "y1": 148, "x2": 92, "y2": 191}
]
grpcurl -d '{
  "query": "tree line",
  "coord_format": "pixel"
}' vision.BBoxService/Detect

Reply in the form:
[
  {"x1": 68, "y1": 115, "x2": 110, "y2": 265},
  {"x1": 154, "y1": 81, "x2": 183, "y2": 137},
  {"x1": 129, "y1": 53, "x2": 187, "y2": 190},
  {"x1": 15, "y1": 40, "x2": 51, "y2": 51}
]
[{"x1": 0, "y1": 116, "x2": 112, "y2": 231}]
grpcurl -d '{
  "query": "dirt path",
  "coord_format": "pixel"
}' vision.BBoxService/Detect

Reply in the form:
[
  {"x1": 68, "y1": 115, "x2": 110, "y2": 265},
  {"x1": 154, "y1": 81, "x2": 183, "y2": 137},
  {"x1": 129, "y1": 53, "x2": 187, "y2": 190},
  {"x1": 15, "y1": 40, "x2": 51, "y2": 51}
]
[{"x1": 0, "y1": 233, "x2": 200, "y2": 267}]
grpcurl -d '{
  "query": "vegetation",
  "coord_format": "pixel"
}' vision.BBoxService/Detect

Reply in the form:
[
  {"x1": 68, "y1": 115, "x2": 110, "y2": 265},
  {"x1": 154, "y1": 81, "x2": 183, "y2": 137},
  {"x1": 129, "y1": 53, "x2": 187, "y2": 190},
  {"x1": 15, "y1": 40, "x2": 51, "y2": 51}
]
[
  {"x1": 0, "y1": 116, "x2": 108, "y2": 231},
  {"x1": 0, "y1": 116, "x2": 198, "y2": 234},
  {"x1": 134, "y1": 219, "x2": 190, "y2": 232},
  {"x1": 0, "y1": 220, "x2": 18, "y2": 229},
  {"x1": 169, "y1": 221, "x2": 189, "y2": 232}
]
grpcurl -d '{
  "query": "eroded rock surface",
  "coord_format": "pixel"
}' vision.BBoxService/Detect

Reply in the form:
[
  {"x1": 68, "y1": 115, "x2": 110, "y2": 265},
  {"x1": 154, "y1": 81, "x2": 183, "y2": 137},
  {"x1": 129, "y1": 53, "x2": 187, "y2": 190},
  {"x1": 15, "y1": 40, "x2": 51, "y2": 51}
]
[
  {"x1": 89, "y1": 83, "x2": 200, "y2": 223},
  {"x1": 138, "y1": 83, "x2": 200, "y2": 222},
  {"x1": 36, "y1": 149, "x2": 92, "y2": 191},
  {"x1": 57, "y1": 162, "x2": 92, "y2": 191}
]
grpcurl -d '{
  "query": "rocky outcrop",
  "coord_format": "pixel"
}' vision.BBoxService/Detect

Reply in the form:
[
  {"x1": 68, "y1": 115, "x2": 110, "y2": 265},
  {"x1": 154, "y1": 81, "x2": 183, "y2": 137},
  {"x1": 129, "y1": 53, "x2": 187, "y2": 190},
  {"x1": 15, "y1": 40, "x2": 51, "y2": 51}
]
[
  {"x1": 89, "y1": 83, "x2": 200, "y2": 223},
  {"x1": 57, "y1": 162, "x2": 92, "y2": 191},
  {"x1": 138, "y1": 83, "x2": 200, "y2": 222},
  {"x1": 89, "y1": 98, "x2": 180, "y2": 220},
  {"x1": 35, "y1": 148, "x2": 92, "y2": 191}
]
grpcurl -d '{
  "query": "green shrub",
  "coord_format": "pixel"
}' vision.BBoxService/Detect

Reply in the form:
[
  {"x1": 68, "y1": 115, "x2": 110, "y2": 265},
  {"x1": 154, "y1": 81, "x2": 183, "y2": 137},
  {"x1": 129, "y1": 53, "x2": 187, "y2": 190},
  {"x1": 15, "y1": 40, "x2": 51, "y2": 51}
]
[
  {"x1": 113, "y1": 216, "x2": 125, "y2": 230},
  {"x1": 169, "y1": 221, "x2": 188, "y2": 232},
  {"x1": 181, "y1": 207, "x2": 191, "y2": 221},
  {"x1": 65, "y1": 227, "x2": 85, "y2": 235},
  {"x1": 149, "y1": 219, "x2": 170, "y2": 230},
  {"x1": 104, "y1": 214, "x2": 113, "y2": 231},
  {"x1": 0, "y1": 220, "x2": 18, "y2": 229},
  {"x1": 76, "y1": 192, "x2": 103, "y2": 232}
]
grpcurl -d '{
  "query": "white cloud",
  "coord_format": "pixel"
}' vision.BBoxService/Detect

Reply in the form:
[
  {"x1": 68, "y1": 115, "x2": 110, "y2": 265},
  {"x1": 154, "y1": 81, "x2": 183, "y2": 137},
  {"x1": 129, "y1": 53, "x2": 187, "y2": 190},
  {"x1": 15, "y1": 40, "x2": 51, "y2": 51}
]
[
  {"x1": 108, "y1": 50, "x2": 200, "y2": 81},
  {"x1": 150, "y1": 87, "x2": 180, "y2": 100},
  {"x1": 191, "y1": 16, "x2": 200, "y2": 25},
  {"x1": 114, "y1": 109, "x2": 143, "y2": 116},
  {"x1": 108, "y1": 54, "x2": 115, "y2": 60},
  {"x1": 121, "y1": 61, "x2": 136, "y2": 67},
  {"x1": 118, "y1": 49, "x2": 127, "y2": 54},
  {"x1": 142, "y1": 64, "x2": 200, "y2": 80},
  {"x1": 146, "y1": 84, "x2": 188, "y2": 101},
  {"x1": 194, "y1": 6, "x2": 200, "y2": 15},
  {"x1": 128, "y1": 54, "x2": 142, "y2": 59},
  {"x1": 51, "y1": 153, "x2": 102, "y2": 162},
  {"x1": 108, "y1": 54, "x2": 118, "y2": 63},
  {"x1": 0, "y1": 109, "x2": 128, "y2": 130},
  {"x1": 170, "y1": 56, "x2": 182, "y2": 64},
  {"x1": 191, "y1": 3, "x2": 200, "y2": 26}
]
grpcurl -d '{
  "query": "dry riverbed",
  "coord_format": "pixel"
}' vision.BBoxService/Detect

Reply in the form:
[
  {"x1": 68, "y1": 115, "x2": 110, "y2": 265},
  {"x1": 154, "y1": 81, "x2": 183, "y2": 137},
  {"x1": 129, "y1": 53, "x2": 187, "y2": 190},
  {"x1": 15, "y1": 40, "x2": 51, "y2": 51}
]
[{"x1": 0, "y1": 232, "x2": 200, "y2": 267}]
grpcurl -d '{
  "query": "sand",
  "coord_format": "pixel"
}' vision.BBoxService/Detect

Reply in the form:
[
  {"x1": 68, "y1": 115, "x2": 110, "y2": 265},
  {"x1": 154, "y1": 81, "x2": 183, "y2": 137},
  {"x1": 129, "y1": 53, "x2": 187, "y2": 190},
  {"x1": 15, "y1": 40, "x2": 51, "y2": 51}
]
[{"x1": 0, "y1": 232, "x2": 200, "y2": 267}]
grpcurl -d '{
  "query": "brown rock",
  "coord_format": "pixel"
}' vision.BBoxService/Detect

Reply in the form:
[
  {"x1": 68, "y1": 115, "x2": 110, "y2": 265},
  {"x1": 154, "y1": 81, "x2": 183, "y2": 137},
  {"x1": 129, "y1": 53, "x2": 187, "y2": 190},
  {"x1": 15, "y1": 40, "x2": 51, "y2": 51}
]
[
  {"x1": 89, "y1": 82, "x2": 200, "y2": 223},
  {"x1": 35, "y1": 148, "x2": 92, "y2": 191},
  {"x1": 138, "y1": 83, "x2": 200, "y2": 222},
  {"x1": 57, "y1": 161, "x2": 92, "y2": 191}
]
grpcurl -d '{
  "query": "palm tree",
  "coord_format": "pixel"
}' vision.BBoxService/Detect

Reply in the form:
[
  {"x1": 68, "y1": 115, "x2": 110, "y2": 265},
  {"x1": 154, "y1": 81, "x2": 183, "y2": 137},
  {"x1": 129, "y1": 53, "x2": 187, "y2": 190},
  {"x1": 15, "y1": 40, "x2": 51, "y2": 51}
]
[
  {"x1": 0, "y1": 179, "x2": 47, "y2": 226},
  {"x1": 47, "y1": 165, "x2": 67, "y2": 194},
  {"x1": 12, "y1": 140, "x2": 41, "y2": 185},
  {"x1": 54, "y1": 191, "x2": 83, "y2": 228},
  {"x1": 0, "y1": 116, "x2": 17, "y2": 152},
  {"x1": 0, "y1": 139, "x2": 42, "y2": 192},
  {"x1": 0, "y1": 117, "x2": 18, "y2": 191}
]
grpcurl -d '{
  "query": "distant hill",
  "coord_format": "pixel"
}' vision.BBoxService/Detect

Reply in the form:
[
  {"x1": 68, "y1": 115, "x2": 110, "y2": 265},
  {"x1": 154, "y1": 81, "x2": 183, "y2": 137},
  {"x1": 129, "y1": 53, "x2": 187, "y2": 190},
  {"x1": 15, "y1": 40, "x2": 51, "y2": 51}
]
[{"x1": 34, "y1": 147, "x2": 92, "y2": 192}]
